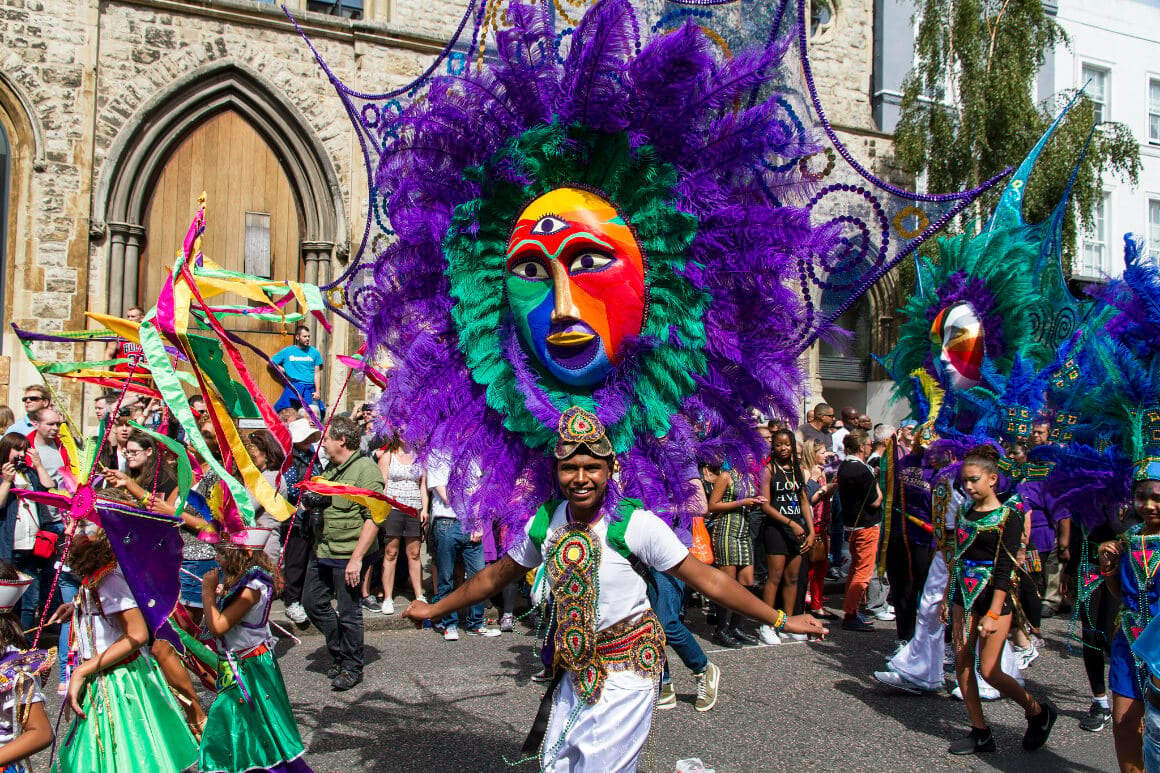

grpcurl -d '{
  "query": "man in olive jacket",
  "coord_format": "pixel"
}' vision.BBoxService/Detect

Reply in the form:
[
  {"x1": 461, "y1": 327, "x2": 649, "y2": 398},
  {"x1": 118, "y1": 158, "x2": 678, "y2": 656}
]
[{"x1": 303, "y1": 415, "x2": 384, "y2": 691}]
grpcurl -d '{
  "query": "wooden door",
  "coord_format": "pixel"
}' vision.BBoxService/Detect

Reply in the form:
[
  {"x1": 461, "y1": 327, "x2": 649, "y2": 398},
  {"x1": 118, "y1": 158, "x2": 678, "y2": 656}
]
[{"x1": 143, "y1": 110, "x2": 303, "y2": 407}]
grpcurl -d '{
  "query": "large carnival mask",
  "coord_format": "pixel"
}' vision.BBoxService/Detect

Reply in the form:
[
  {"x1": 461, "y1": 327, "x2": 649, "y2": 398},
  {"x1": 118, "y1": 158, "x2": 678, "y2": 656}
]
[
  {"x1": 930, "y1": 302, "x2": 984, "y2": 390},
  {"x1": 505, "y1": 187, "x2": 647, "y2": 387}
]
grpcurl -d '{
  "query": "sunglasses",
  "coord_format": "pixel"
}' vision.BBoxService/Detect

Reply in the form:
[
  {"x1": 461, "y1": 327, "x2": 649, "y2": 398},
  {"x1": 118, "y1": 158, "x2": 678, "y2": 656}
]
[{"x1": 21, "y1": 396, "x2": 44, "y2": 403}]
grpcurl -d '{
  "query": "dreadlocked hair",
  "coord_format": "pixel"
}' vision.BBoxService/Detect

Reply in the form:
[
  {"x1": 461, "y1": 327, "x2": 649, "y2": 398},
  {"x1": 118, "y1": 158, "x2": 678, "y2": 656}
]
[
  {"x1": 963, "y1": 444, "x2": 1001, "y2": 476},
  {"x1": 68, "y1": 528, "x2": 116, "y2": 580},
  {"x1": 0, "y1": 561, "x2": 28, "y2": 650},
  {"x1": 214, "y1": 544, "x2": 278, "y2": 593}
]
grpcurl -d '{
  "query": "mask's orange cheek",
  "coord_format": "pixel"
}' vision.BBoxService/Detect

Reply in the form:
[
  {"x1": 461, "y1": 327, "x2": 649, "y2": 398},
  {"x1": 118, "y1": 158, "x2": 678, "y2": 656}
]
[{"x1": 570, "y1": 264, "x2": 646, "y2": 362}]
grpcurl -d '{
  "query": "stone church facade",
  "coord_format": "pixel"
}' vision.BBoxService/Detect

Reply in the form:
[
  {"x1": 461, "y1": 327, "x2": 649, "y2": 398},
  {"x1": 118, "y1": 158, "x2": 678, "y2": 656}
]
[{"x1": 0, "y1": 0, "x2": 906, "y2": 425}]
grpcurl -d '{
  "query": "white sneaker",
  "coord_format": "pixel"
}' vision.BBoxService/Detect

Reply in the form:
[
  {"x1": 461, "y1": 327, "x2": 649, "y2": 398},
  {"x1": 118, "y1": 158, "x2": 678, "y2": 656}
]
[
  {"x1": 381, "y1": 599, "x2": 395, "y2": 615},
  {"x1": 444, "y1": 625, "x2": 459, "y2": 641},
  {"x1": 1014, "y1": 644, "x2": 1039, "y2": 669},
  {"x1": 466, "y1": 626, "x2": 502, "y2": 637},
  {"x1": 951, "y1": 683, "x2": 1001, "y2": 701},
  {"x1": 871, "y1": 607, "x2": 896, "y2": 622},
  {"x1": 783, "y1": 632, "x2": 808, "y2": 642},
  {"x1": 500, "y1": 613, "x2": 514, "y2": 632},
  {"x1": 874, "y1": 669, "x2": 921, "y2": 695},
  {"x1": 284, "y1": 602, "x2": 308, "y2": 624},
  {"x1": 757, "y1": 625, "x2": 781, "y2": 645}
]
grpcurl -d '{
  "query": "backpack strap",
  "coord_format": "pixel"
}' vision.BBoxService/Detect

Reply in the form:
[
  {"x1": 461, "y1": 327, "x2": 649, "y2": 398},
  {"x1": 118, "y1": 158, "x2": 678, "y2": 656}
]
[{"x1": 529, "y1": 499, "x2": 563, "y2": 551}]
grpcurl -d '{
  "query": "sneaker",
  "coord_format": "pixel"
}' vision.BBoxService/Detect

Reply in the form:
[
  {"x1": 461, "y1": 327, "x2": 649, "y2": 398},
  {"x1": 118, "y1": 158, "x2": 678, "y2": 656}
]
[
  {"x1": 948, "y1": 727, "x2": 996, "y2": 755},
  {"x1": 1014, "y1": 644, "x2": 1039, "y2": 670},
  {"x1": 951, "y1": 682, "x2": 1001, "y2": 701},
  {"x1": 56, "y1": 681, "x2": 67, "y2": 696},
  {"x1": 730, "y1": 625, "x2": 758, "y2": 646},
  {"x1": 443, "y1": 625, "x2": 460, "y2": 641},
  {"x1": 694, "y1": 662, "x2": 720, "y2": 712},
  {"x1": 327, "y1": 661, "x2": 343, "y2": 680},
  {"x1": 782, "y1": 632, "x2": 809, "y2": 642},
  {"x1": 757, "y1": 625, "x2": 781, "y2": 645},
  {"x1": 331, "y1": 670, "x2": 363, "y2": 692},
  {"x1": 1030, "y1": 633, "x2": 1045, "y2": 650},
  {"x1": 874, "y1": 669, "x2": 922, "y2": 695},
  {"x1": 944, "y1": 642, "x2": 956, "y2": 668},
  {"x1": 381, "y1": 598, "x2": 395, "y2": 615},
  {"x1": 1022, "y1": 701, "x2": 1058, "y2": 751},
  {"x1": 466, "y1": 626, "x2": 502, "y2": 637},
  {"x1": 657, "y1": 681, "x2": 677, "y2": 710},
  {"x1": 284, "y1": 602, "x2": 308, "y2": 624},
  {"x1": 713, "y1": 628, "x2": 743, "y2": 649},
  {"x1": 500, "y1": 613, "x2": 514, "y2": 632},
  {"x1": 531, "y1": 667, "x2": 553, "y2": 683},
  {"x1": 361, "y1": 595, "x2": 382, "y2": 612},
  {"x1": 1041, "y1": 605, "x2": 1058, "y2": 619},
  {"x1": 1079, "y1": 700, "x2": 1111, "y2": 732},
  {"x1": 825, "y1": 567, "x2": 843, "y2": 581},
  {"x1": 842, "y1": 615, "x2": 874, "y2": 632},
  {"x1": 870, "y1": 607, "x2": 896, "y2": 622}
]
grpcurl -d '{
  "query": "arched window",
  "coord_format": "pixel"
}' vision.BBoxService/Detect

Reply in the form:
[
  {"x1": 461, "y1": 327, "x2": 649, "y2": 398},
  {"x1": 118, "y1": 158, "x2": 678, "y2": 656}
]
[{"x1": 0, "y1": 123, "x2": 8, "y2": 351}]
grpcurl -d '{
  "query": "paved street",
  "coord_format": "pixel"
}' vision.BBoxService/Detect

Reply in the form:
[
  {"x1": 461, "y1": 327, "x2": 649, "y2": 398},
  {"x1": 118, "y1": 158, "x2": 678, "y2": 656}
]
[{"x1": 268, "y1": 604, "x2": 1117, "y2": 773}]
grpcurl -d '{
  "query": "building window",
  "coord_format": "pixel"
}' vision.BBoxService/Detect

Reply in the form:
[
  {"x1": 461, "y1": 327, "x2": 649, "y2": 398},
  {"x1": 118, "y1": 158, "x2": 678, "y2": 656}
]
[
  {"x1": 244, "y1": 212, "x2": 272, "y2": 278},
  {"x1": 306, "y1": 0, "x2": 362, "y2": 18},
  {"x1": 1082, "y1": 63, "x2": 1109, "y2": 123},
  {"x1": 0, "y1": 124, "x2": 7, "y2": 351},
  {"x1": 1078, "y1": 194, "x2": 1109, "y2": 277},
  {"x1": 1150, "y1": 77, "x2": 1160, "y2": 145},
  {"x1": 810, "y1": 0, "x2": 836, "y2": 38},
  {"x1": 1150, "y1": 199, "x2": 1160, "y2": 265}
]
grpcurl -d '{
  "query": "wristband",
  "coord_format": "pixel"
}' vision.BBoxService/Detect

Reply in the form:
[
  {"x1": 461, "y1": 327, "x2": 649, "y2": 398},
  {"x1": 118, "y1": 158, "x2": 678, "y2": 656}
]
[
  {"x1": 771, "y1": 609, "x2": 787, "y2": 632},
  {"x1": 984, "y1": 609, "x2": 1001, "y2": 621}
]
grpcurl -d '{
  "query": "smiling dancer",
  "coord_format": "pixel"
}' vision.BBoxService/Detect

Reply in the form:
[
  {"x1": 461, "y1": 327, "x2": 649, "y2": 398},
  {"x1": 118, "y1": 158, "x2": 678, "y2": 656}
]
[{"x1": 405, "y1": 409, "x2": 824, "y2": 771}]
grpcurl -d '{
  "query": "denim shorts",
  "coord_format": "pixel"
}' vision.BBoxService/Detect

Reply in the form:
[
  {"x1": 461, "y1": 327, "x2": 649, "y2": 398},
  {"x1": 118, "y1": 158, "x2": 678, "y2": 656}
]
[
  {"x1": 180, "y1": 558, "x2": 218, "y2": 608},
  {"x1": 1146, "y1": 693, "x2": 1160, "y2": 773}
]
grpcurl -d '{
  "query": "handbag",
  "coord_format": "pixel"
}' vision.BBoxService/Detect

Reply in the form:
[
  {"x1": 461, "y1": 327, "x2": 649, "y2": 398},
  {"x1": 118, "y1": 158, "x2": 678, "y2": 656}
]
[
  {"x1": 32, "y1": 529, "x2": 59, "y2": 560},
  {"x1": 690, "y1": 516, "x2": 714, "y2": 565}
]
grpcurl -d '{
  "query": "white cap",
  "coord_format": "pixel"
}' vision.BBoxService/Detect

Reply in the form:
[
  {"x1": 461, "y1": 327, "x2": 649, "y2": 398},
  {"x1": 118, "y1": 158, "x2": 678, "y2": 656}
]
[
  {"x1": 288, "y1": 418, "x2": 321, "y2": 446},
  {"x1": 231, "y1": 528, "x2": 275, "y2": 549},
  {"x1": 0, "y1": 574, "x2": 35, "y2": 613}
]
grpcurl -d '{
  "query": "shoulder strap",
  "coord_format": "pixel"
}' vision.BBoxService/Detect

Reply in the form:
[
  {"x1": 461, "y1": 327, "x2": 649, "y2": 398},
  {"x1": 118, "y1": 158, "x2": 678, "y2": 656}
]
[
  {"x1": 529, "y1": 500, "x2": 562, "y2": 551},
  {"x1": 606, "y1": 498, "x2": 643, "y2": 560}
]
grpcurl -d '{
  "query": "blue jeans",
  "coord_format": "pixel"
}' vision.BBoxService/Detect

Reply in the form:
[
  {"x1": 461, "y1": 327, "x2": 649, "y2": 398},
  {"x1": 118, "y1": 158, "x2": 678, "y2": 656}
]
[
  {"x1": 431, "y1": 518, "x2": 484, "y2": 630},
  {"x1": 1146, "y1": 692, "x2": 1160, "y2": 773},
  {"x1": 13, "y1": 551, "x2": 41, "y2": 632},
  {"x1": 57, "y1": 571, "x2": 79, "y2": 683},
  {"x1": 648, "y1": 568, "x2": 707, "y2": 681}
]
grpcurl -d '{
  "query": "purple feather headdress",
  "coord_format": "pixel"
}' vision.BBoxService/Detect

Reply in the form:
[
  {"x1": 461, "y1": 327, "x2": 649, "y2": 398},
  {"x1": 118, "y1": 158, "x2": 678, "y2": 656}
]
[{"x1": 365, "y1": 0, "x2": 838, "y2": 536}]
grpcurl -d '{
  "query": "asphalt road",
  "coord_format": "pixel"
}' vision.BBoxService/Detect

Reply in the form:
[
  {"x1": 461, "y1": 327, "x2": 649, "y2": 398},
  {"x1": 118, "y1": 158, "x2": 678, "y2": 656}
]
[{"x1": 265, "y1": 603, "x2": 1119, "y2": 773}]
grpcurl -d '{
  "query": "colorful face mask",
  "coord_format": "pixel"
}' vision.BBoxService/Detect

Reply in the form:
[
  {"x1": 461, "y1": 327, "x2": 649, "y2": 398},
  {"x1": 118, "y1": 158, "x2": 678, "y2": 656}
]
[
  {"x1": 930, "y1": 301, "x2": 984, "y2": 390},
  {"x1": 505, "y1": 187, "x2": 647, "y2": 387}
]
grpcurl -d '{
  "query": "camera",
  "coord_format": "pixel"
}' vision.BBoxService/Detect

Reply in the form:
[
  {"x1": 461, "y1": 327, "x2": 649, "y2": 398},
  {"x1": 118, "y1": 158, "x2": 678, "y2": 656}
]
[
  {"x1": 12, "y1": 459, "x2": 31, "y2": 476},
  {"x1": 298, "y1": 490, "x2": 332, "y2": 534}
]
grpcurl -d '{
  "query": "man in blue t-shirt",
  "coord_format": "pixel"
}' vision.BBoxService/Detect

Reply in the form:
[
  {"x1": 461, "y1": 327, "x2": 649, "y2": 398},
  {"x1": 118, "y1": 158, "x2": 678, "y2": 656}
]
[{"x1": 272, "y1": 325, "x2": 325, "y2": 415}]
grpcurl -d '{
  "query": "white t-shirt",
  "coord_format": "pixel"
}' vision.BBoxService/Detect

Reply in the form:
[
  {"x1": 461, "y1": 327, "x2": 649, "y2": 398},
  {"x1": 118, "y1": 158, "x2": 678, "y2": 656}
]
[
  {"x1": 0, "y1": 645, "x2": 44, "y2": 745},
  {"x1": 507, "y1": 502, "x2": 689, "y2": 632},
  {"x1": 11, "y1": 473, "x2": 38, "y2": 551},
  {"x1": 75, "y1": 568, "x2": 138, "y2": 661},
  {"x1": 425, "y1": 454, "x2": 455, "y2": 520},
  {"x1": 221, "y1": 577, "x2": 273, "y2": 653},
  {"x1": 832, "y1": 426, "x2": 850, "y2": 460}
]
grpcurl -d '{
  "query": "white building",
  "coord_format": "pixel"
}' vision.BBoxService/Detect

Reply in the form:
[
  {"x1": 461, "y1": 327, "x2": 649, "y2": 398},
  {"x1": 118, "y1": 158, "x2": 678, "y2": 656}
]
[{"x1": 1045, "y1": 0, "x2": 1160, "y2": 277}]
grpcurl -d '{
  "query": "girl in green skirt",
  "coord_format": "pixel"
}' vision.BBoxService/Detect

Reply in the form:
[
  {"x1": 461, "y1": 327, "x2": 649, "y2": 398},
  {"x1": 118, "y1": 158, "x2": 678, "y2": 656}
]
[
  {"x1": 200, "y1": 528, "x2": 312, "y2": 773},
  {"x1": 53, "y1": 527, "x2": 198, "y2": 773}
]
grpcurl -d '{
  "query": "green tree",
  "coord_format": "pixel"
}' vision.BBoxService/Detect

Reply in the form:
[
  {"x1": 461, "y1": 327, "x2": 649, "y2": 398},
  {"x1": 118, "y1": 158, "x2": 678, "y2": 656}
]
[{"x1": 893, "y1": 0, "x2": 1141, "y2": 268}]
